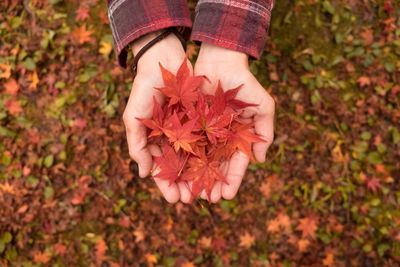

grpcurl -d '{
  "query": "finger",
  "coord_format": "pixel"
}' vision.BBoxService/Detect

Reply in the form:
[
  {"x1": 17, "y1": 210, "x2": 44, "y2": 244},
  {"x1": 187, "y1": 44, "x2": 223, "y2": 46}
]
[
  {"x1": 200, "y1": 161, "x2": 228, "y2": 201},
  {"x1": 210, "y1": 181, "x2": 222, "y2": 203},
  {"x1": 253, "y1": 97, "x2": 275, "y2": 162},
  {"x1": 124, "y1": 117, "x2": 153, "y2": 178},
  {"x1": 153, "y1": 177, "x2": 180, "y2": 204},
  {"x1": 178, "y1": 182, "x2": 192, "y2": 204},
  {"x1": 222, "y1": 151, "x2": 249, "y2": 200}
]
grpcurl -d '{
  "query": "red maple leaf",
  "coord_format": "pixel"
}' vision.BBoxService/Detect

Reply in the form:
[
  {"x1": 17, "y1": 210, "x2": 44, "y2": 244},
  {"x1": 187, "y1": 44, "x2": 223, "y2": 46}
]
[
  {"x1": 367, "y1": 177, "x2": 381, "y2": 193},
  {"x1": 188, "y1": 94, "x2": 233, "y2": 144},
  {"x1": 209, "y1": 82, "x2": 257, "y2": 115},
  {"x1": 296, "y1": 215, "x2": 319, "y2": 239},
  {"x1": 154, "y1": 145, "x2": 188, "y2": 185},
  {"x1": 158, "y1": 60, "x2": 205, "y2": 109},
  {"x1": 215, "y1": 122, "x2": 264, "y2": 161},
  {"x1": 162, "y1": 112, "x2": 201, "y2": 154},
  {"x1": 76, "y1": 5, "x2": 90, "y2": 21},
  {"x1": 182, "y1": 147, "x2": 226, "y2": 198},
  {"x1": 137, "y1": 97, "x2": 165, "y2": 138}
]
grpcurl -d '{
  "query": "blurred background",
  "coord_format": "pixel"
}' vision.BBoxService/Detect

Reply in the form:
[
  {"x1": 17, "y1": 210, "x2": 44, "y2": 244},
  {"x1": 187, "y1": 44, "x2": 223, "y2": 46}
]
[{"x1": 0, "y1": 0, "x2": 399, "y2": 266}]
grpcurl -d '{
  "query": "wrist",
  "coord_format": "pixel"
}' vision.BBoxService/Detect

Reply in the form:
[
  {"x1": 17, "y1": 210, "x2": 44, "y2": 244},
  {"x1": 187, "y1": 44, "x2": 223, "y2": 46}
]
[
  {"x1": 131, "y1": 31, "x2": 186, "y2": 73},
  {"x1": 131, "y1": 30, "x2": 183, "y2": 57},
  {"x1": 197, "y1": 42, "x2": 249, "y2": 68}
]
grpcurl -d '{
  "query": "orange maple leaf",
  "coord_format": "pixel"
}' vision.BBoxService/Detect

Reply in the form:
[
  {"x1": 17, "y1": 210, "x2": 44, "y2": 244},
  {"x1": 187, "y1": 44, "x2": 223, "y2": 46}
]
[
  {"x1": 298, "y1": 238, "x2": 310, "y2": 252},
  {"x1": 0, "y1": 181, "x2": 16, "y2": 195},
  {"x1": 33, "y1": 251, "x2": 51, "y2": 264},
  {"x1": 358, "y1": 76, "x2": 371, "y2": 87},
  {"x1": 145, "y1": 253, "x2": 158, "y2": 266},
  {"x1": 239, "y1": 232, "x2": 255, "y2": 249},
  {"x1": 296, "y1": 215, "x2": 319, "y2": 239},
  {"x1": 0, "y1": 63, "x2": 11, "y2": 79},
  {"x1": 28, "y1": 71, "x2": 39, "y2": 91},
  {"x1": 181, "y1": 262, "x2": 196, "y2": 267},
  {"x1": 198, "y1": 236, "x2": 212, "y2": 249},
  {"x1": 5, "y1": 99, "x2": 22, "y2": 115},
  {"x1": 266, "y1": 212, "x2": 291, "y2": 234},
  {"x1": 72, "y1": 25, "x2": 94, "y2": 44},
  {"x1": 322, "y1": 250, "x2": 335, "y2": 267},
  {"x1": 4, "y1": 78, "x2": 19, "y2": 95},
  {"x1": 95, "y1": 238, "x2": 107, "y2": 261}
]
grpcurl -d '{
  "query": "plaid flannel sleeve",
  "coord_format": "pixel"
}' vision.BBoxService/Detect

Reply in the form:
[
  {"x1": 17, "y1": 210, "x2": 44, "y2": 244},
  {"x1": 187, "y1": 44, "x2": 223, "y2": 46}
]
[
  {"x1": 107, "y1": 0, "x2": 192, "y2": 68},
  {"x1": 191, "y1": 0, "x2": 274, "y2": 59}
]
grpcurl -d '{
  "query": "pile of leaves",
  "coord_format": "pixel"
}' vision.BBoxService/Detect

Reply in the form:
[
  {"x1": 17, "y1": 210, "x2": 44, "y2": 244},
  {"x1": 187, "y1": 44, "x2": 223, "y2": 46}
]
[{"x1": 140, "y1": 60, "x2": 263, "y2": 199}]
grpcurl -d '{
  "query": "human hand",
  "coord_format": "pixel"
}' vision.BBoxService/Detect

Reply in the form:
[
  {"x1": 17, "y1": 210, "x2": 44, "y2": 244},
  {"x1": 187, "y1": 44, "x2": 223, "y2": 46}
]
[
  {"x1": 123, "y1": 31, "x2": 192, "y2": 203},
  {"x1": 194, "y1": 43, "x2": 275, "y2": 202}
]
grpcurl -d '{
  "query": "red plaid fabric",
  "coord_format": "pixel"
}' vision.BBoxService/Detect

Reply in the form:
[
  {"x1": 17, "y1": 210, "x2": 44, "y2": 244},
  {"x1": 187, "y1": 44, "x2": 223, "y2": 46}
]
[
  {"x1": 191, "y1": 0, "x2": 274, "y2": 59},
  {"x1": 107, "y1": 0, "x2": 192, "y2": 68},
  {"x1": 107, "y1": 0, "x2": 274, "y2": 67}
]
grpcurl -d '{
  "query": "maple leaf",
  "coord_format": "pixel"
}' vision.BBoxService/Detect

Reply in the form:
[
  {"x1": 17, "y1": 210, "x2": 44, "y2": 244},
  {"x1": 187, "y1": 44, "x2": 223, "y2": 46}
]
[
  {"x1": 266, "y1": 212, "x2": 291, "y2": 234},
  {"x1": 210, "y1": 82, "x2": 257, "y2": 115},
  {"x1": 358, "y1": 76, "x2": 371, "y2": 87},
  {"x1": 5, "y1": 99, "x2": 22, "y2": 115},
  {"x1": 138, "y1": 97, "x2": 165, "y2": 138},
  {"x1": 28, "y1": 71, "x2": 39, "y2": 91},
  {"x1": 133, "y1": 222, "x2": 145, "y2": 242},
  {"x1": 95, "y1": 238, "x2": 107, "y2": 261},
  {"x1": 4, "y1": 78, "x2": 19, "y2": 95},
  {"x1": 76, "y1": 5, "x2": 90, "y2": 21},
  {"x1": 239, "y1": 232, "x2": 255, "y2": 249},
  {"x1": 182, "y1": 148, "x2": 226, "y2": 198},
  {"x1": 72, "y1": 25, "x2": 94, "y2": 44},
  {"x1": 33, "y1": 251, "x2": 51, "y2": 264},
  {"x1": 153, "y1": 145, "x2": 187, "y2": 184},
  {"x1": 367, "y1": 177, "x2": 381, "y2": 193},
  {"x1": 0, "y1": 181, "x2": 16, "y2": 195},
  {"x1": 221, "y1": 122, "x2": 264, "y2": 161},
  {"x1": 0, "y1": 63, "x2": 11, "y2": 79},
  {"x1": 188, "y1": 93, "x2": 233, "y2": 144},
  {"x1": 158, "y1": 60, "x2": 205, "y2": 109},
  {"x1": 260, "y1": 174, "x2": 283, "y2": 199},
  {"x1": 53, "y1": 243, "x2": 67, "y2": 255},
  {"x1": 99, "y1": 41, "x2": 112, "y2": 57},
  {"x1": 298, "y1": 238, "x2": 310, "y2": 252},
  {"x1": 322, "y1": 250, "x2": 335, "y2": 267},
  {"x1": 145, "y1": 253, "x2": 158, "y2": 266},
  {"x1": 162, "y1": 112, "x2": 201, "y2": 154},
  {"x1": 182, "y1": 262, "x2": 196, "y2": 267},
  {"x1": 296, "y1": 215, "x2": 319, "y2": 239},
  {"x1": 198, "y1": 236, "x2": 212, "y2": 249}
]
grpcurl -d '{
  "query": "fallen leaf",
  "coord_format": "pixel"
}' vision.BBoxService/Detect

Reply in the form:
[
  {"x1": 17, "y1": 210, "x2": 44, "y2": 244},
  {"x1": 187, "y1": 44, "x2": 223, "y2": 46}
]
[
  {"x1": 33, "y1": 251, "x2": 51, "y2": 264},
  {"x1": 322, "y1": 250, "x2": 335, "y2": 266},
  {"x1": 72, "y1": 25, "x2": 94, "y2": 44},
  {"x1": 28, "y1": 71, "x2": 39, "y2": 91},
  {"x1": 239, "y1": 232, "x2": 255, "y2": 249},
  {"x1": 298, "y1": 238, "x2": 310, "y2": 252},
  {"x1": 297, "y1": 215, "x2": 319, "y2": 239},
  {"x1": 0, "y1": 63, "x2": 11, "y2": 79},
  {"x1": 145, "y1": 253, "x2": 157, "y2": 266},
  {"x1": 99, "y1": 40, "x2": 112, "y2": 57},
  {"x1": 4, "y1": 78, "x2": 19, "y2": 95},
  {"x1": 5, "y1": 99, "x2": 22, "y2": 115}
]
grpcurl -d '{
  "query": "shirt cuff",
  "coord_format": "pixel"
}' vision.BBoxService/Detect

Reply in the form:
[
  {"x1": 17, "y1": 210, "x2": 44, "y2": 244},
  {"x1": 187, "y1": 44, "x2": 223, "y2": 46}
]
[
  {"x1": 190, "y1": 0, "x2": 274, "y2": 59},
  {"x1": 108, "y1": 0, "x2": 192, "y2": 68}
]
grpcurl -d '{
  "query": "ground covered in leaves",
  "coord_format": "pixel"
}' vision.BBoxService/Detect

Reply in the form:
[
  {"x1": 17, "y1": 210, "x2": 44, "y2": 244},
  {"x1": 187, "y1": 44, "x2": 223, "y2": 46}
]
[{"x1": 0, "y1": 0, "x2": 399, "y2": 266}]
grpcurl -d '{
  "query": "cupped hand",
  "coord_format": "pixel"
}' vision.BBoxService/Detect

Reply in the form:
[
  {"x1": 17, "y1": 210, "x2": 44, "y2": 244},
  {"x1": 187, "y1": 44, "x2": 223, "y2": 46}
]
[
  {"x1": 123, "y1": 32, "x2": 192, "y2": 203},
  {"x1": 194, "y1": 43, "x2": 275, "y2": 202}
]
